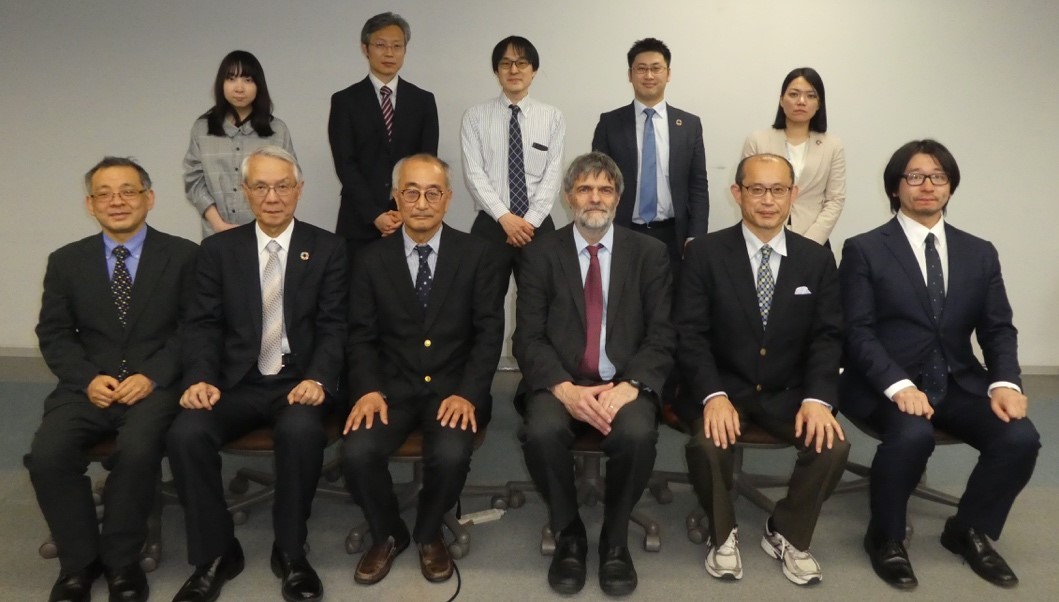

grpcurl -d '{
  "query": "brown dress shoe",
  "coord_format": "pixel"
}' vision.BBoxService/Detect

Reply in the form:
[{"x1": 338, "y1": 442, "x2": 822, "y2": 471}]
[
  {"x1": 417, "y1": 534, "x2": 454, "y2": 582},
  {"x1": 355, "y1": 527, "x2": 410, "y2": 585}
]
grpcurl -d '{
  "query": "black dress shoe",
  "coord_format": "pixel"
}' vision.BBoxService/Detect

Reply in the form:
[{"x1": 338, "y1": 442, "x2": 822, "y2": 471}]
[
  {"x1": 49, "y1": 558, "x2": 103, "y2": 602},
  {"x1": 940, "y1": 517, "x2": 1019, "y2": 588},
  {"x1": 548, "y1": 532, "x2": 587, "y2": 594},
  {"x1": 172, "y1": 539, "x2": 245, "y2": 602},
  {"x1": 864, "y1": 527, "x2": 917, "y2": 590},
  {"x1": 271, "y1": 543, "x2": 323, "y2": 602},
  {"x1": 599, "y1": 545, "x2": 638, "y2": 596},
  {"x1": 105, "y1": 562, "x2": 148, "y2": 602}
]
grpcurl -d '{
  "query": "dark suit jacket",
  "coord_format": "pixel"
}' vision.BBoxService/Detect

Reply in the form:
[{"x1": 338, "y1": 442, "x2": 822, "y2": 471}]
[
  {"x1": 183, "y1": 220, "x2": 348, "y2": 393},
  {"x1": 839, "y1": 218, "x2": 1020, "y2": 418},
  {"x1": 328, "y1": 76, "x2": 439, "y2": 241},
  {"x1": 591, "y1": 103, "x2": 709, "y2": 242},
  {"x1": 347, "y1": 225, "x2": 505, "y2": 424},
  {"x1": 673, "y1": 224, "x2": 842, "y2": 425},
  {"x1": 36, "y1": 227, "x2": 198, "y2": 409},
  {"x1": 513, "y1": 224, "x2": 675, "y2": 403}
]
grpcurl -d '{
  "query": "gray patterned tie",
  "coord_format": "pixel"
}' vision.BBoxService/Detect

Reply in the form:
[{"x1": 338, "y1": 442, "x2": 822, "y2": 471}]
[
  {"x1": 111, "y1": 245, "x2": 132, "y2": 379},
  {"x1": 756, "y1": 245, "x2": 775, "y2": 328},
  {"x1": 258, "y1": 240, "x2": 284, "y2": 375},
  {"x1": 922, "y1": 233, "x2": 948, "y2": 404},
  {"x1": 508, "y1": 105, "x2": 529, "y2": 217}
]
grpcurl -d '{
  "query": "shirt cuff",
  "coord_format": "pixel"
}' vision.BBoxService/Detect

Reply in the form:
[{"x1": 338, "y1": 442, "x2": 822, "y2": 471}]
[
  {"x1": 988, "y1": 381, "x2": 1022, "y2": 395},
  {"x1": 884, "y1": 379, "x2": 915, "y2": 401},
  {"x1": 801, "y1": 398, "x2": 833, "y2": 410},
  {"x1": 701, "y1": 391, "x2": 727, "y2": 405}
]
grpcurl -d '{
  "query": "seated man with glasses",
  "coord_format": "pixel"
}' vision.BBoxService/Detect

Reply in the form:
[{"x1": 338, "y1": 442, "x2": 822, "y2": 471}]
[
  {"x1": 461, "y1": 35, "x2": 565, "y2": 288},
  {"x1": 29, "y1": 157, "x2": 197, "y2": 602},
  {"x1": 167, "y1": 146, "x2": 347, "y2": 602},
  {"x1": 674, "y1": 153, "x2": 848, "y2": 586},
  {"x1": 341, "y1": 154, "x2": 505, "y2": 585},
  {"x1": 840, "y1": 139, "x2": 1039, "y2": 590}
]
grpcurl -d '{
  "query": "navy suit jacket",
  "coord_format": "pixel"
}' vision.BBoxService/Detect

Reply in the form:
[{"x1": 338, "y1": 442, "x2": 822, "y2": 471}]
[
  {"x1": 182, "y1": 220, "x2": 348, "y2": 393},
  {"x1": 591, "y1": 103, "x2": 709, "y2": 242},
  {"x1": 36, "y1": 227, "x2": 198, "y2": 409},
  {"x1": 513, "y1": 224, "x2": 675, "y2": 405},
  {"x1": 674, "y1": 225, "x2": 842, "y2": 425},
  {"x1": 347, "y1": 225, "x2": 506, "y2": 424},
  {"x1": 839, "y1": 218, "x2": 1020, "y2": 418},
  {"x1": 328, "y1": 76, "x2": 439, "y2": 241}
]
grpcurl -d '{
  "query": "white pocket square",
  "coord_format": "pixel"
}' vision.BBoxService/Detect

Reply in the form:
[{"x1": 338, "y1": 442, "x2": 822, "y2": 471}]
[{"x1": 794, "y1": 286, "x2": 812, "y2": 295}]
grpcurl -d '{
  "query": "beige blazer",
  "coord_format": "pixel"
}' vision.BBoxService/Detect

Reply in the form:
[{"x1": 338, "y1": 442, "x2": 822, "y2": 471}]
[{"x1": 742, "y1": 128, "x2": 846, "y2": 244}]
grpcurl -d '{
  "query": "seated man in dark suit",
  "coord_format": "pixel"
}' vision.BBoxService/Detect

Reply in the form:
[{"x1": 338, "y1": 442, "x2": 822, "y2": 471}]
[
  {"x1": 29, "y1": 157, "x2": 197, "y2": 602},
  {"x1": 840, "y1": 139, "x2": 1039, "y2": 590},
  {"x1": 513, "y1": 152, "x2": 675, "y2": 597},
  {"x1": 675, "y1": 154, "x2": 848, "y2": 586},
  {"x1": 167, "y1": 146, "x2": 348, "y2": 602},
  {"x1": 341, "y1": 154, "x2": 505, "y2": 585}
]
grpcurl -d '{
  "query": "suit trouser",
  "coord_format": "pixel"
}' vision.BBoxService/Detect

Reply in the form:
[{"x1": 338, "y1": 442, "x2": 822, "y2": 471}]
[
  {"x1": 519, "y1": 389, "x2": 658, "y2": 546},
  {"x1": 341, "y1": 394, "x2": 477, "y2": 544},
  {"x1": 685, "y1": 406, "x2": 850, "y2": 551},
  {"x1": 28, "y1": 388, "x2": 179, "y2": 571},
  {"x1": 470, "y1": 212, "x2": 555, "y2": 292},
  {"x1": 166, "y1": 369, "x2": 330, "y2": 565},
  {"x1": 861, "y1": 377, "x2": 1040, "y2": 541}
]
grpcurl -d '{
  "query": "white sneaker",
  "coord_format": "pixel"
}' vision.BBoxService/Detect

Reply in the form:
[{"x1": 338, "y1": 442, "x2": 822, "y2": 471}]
[
  {"x1": 705, "y1": 527, "x2": 742, "y2": 580},
  {"x1": 761, "y1": 523, "x2": 822, "y2": 585}
]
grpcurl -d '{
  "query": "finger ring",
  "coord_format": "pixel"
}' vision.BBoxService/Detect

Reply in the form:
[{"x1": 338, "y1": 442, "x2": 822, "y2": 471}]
[{"x1": 608, "y1": 404, "x2": 614, "y2": 409}]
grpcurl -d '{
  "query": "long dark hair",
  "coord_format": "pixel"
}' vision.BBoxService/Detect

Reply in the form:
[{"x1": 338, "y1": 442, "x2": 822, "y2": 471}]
[
  {"x1": 771, "y1": 67, "x2": 827, "y2": 133},
  {"x1": 203, "y1": 50, "x2": 276, "y2": 137}
]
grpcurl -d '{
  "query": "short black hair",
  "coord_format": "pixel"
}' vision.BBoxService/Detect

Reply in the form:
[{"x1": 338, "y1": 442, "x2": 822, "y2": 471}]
[
  {"x1": 772, "y1": 67, "x2": 828, "y2": 133},
  {"x1": 883, "y1": 139, "x2": 962, "y2": 213},
  {"x1": 627, "y1": 38, "x2": 671, "y2": 68},
  {"x1": 733, "y1": 154, "x2": 794, "y2": 187},
  {"x1": 491, "y1": 36, "x2": 540, "y2": 72},
  {"x1": 84, "y1": 157, "x2": 152, "y2": 193},
  {"x1": 361, "y1": 12, "x2": 410, "y2": 45},
  {"x1": 203, "y1": 50, "x2": 276, "y2": 138}
]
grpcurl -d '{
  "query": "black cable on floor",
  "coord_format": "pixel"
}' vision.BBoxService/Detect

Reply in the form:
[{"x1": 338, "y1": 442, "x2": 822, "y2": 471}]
[{"x1": 443, "y1": 560, "x2": 462, "y2": 602}]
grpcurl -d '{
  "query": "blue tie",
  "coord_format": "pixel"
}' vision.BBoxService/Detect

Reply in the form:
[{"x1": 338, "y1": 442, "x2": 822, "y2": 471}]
[
  {"x1": 508, "y1": 105, "x2": 529, "y2": 217},
  {"x1": 639, "y1": 108, "x2": 658, "y2": 223}
]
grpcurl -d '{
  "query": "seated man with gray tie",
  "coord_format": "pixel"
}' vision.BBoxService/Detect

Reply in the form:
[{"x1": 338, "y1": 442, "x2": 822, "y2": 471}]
[{"x1": 167, "y1": 146, "x2": 348, "y2": 602}]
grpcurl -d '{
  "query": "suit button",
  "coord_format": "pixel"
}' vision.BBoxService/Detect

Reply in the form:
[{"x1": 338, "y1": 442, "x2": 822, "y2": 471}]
[
  {"x1": 424, "y1": 339, "x2": 432, "y2": 347},
  {"x1": 755, "y1": 384, "x2": 762, "y2": 392},
  {"x1": 759, "y1": 348, "x2": 767, "y2": 356},
  {"x1": 424, "y1": 375, "x2": 432, "y2": 383}
]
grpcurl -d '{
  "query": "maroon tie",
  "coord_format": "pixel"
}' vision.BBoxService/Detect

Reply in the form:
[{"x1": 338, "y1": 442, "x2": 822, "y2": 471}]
[
  {"x1": 380, "y1": 85, "x2": 394, "y2": 142},
  {"x1": 579, "y1": 244, "x2": 603, "y2": 380}
]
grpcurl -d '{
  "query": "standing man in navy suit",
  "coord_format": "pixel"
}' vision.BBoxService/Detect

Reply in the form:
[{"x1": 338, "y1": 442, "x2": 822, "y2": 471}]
[
  {"x1": 30, "y1": 157, "x2": 197, "y2": 602},
  {"x1": 168, "y1": 146, "x2": 347, "y2": 602},
  {"x1": 841, "y1": 139, "x2": 1039, "y2": 590},
  {"x1": 591, "y1": 37, "x2": 709, "y2": 275},
  {"x1": 675, "y1": 154, "x2": 848, "y2": 587},
  {"x1": 329, "y1": 11, "x2": 440, "y2": 264}
]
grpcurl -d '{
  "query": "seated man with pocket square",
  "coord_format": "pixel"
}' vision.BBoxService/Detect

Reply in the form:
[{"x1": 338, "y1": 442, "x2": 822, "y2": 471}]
[
  {"x1": 461, "y1": 35, "x2": 565, "y2": 286},
  {"x1": 674, "y1": 153, "x2": 849, "y2": 586}
]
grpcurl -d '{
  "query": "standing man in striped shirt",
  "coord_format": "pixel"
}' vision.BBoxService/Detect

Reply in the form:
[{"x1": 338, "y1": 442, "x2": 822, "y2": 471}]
[{"x1": 461, "y1": 35, "x2": 566, "y2": 287}]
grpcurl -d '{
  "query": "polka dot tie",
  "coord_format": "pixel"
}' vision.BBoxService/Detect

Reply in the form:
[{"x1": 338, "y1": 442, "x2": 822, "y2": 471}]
[
  {"x1": 415, "y1": 244, "x2": 433, "y2": 313},
  {"x1": 922, "y1": 233, "x2": 948, "y2": 404},
  {"x1": 111, "y1": 246, "x2": 132, "y2": 379},
  {"x1": 756, "y1": 244, "x2": 775, "y2": 328},
  {"x1": 258, "y1": 240, "x2": 284, "y2": 375}
]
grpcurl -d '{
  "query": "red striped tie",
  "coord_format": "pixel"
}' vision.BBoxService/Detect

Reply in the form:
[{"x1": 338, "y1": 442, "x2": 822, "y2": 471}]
[{"x1": 380, "y1": 85, "x2": 394, "y2": 142}]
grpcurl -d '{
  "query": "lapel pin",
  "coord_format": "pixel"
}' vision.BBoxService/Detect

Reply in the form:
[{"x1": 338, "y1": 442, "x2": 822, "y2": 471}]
[
  {"x1": 675, "y1": 119, "x2": 683, "y2": 126},
  {"x1": 300, "y1": 252, "x2": 309, "y2": 261}
]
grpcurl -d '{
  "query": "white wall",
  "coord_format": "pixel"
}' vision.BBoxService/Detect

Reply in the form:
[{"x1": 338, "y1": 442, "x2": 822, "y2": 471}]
[{"x1": 2, "y1": 0, "x2": 1057, "y2": 367}]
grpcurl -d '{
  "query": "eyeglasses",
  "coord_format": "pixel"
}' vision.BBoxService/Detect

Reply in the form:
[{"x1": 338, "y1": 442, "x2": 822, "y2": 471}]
[
  {"x1": 399, "y1": 188, "x2": 446, "y2": 204},
  {"x1": 573, "y1": 185, "x2": 617, "y2": 198},
  {"x1": 741, "y1": 184, "x2": 792, "y2": 198},
  {"x1": 498, "y1": 59, "x2": 532, "y2": 71},
  {"x1": 902, "y1": 172, "x2": 949, "y2": 186},
  {"x1": 369, "y1": 41, "x2": 405, "y2": 53},
  {"x1": 632, "y1": 65, "x2": 667, "y2": 76},
  {"x1": 90, "y1": 189, "x2": 145, "y2": 203},
  {"x1": 246, "y1": 182, "x2": 297, "y2": 199}
]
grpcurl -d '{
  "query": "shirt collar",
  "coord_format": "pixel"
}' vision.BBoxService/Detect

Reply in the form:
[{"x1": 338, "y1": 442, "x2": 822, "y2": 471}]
[
  {"x1": 103, "y1": 225, "x2": 148, "y2": 258},
  {"x1": 498, "y1": 93, "x2": 534, "y2": 112},
  {"x1": 573, "y1": 224, "x2": 615, "y2": 255},
  {"x1": 633, "y1": 98, "x2": 668, "y2": 118},
  {"x1": 896, "y1": 210, "x2": 946, "y2": 247},
  {"x1": 368, "y1": 72, "x2": 400, "y2": 94},
  {"x1": 403, "y1": 225, "x2": 444, "y2": 258},
  {"x1": 255, "y1": 220, "x2": 295, "y2": 254},
  {"x1": 741, "y1": 223, "x2": 787, "y2": 258}
]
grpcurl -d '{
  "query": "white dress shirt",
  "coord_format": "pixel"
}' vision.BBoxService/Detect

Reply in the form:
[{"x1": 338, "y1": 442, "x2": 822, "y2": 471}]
[
  {"x1": 368, "y1": 72, "x2": 400, "y2": 109},
  {"x1": 255, "y1": 221, "x2": 294, "y2": 354},
  {"x1": 632, "y1": 99, "x2": 674, "y2": 223},
  {"x1": 572, "y1": 225, "x2": 616, "y2": 381}
]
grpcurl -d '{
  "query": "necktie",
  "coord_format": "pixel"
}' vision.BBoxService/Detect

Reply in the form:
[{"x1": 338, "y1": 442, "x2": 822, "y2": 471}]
[
  {"x1": 578, "y1": 244, "x2": 603, "y2": 380},
  {"x1": 415, "y1": 244, "x2": 433, "y2": 312},
  {"x1": 380, "y1": 85, "x2": 394, "y2": 142},
  {"x1": 508, "y1": 104, "x2": 529, "y2": 217},
  {"x1": 639, "y1": 108, "x2": 658, "y2": 223},
  {"x1": 111, "y1": 246, "x2": 132, "y2": 379},
  {"x1": 922, "y1": 233, "x2": 948, "y2": 404},
  {"x1": 258, "y1": 240, "x2": 284, "y2": 375},
  {"x1": 756, "y1": 245, "x2": 775, "y2": 328}
]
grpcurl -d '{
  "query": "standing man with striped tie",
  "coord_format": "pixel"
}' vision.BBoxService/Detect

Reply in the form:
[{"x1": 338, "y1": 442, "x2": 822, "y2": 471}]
[
  {"x1": 461, "y1": 35, "x2": 566, "y2": 287},
  {"x1": 329, "y1": 11, "x2": 439, "y2": 268}
]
